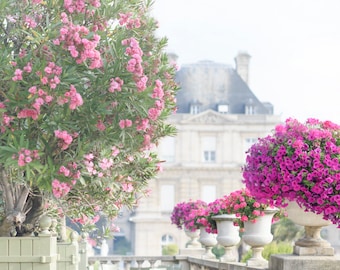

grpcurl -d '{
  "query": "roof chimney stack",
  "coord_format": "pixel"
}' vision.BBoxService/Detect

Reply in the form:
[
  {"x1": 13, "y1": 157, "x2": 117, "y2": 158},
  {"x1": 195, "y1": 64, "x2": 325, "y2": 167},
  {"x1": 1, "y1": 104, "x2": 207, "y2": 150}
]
[{"x1": 234, "y1": 51, "x2": 251, "y2": 84}]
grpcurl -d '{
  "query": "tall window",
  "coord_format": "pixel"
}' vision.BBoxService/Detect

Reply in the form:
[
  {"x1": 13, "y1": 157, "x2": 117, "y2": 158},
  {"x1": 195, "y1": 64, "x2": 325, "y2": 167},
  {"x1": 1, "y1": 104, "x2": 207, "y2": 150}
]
[
  {"x1": 159, "y1": 137, "x2": 175, "y2": 163},
  {"x1": 160, "y1": 185, "x2": 175, "y2": 211},
  {"x1": 202, "y1": 136, "x2": 216, "y2": 163}
]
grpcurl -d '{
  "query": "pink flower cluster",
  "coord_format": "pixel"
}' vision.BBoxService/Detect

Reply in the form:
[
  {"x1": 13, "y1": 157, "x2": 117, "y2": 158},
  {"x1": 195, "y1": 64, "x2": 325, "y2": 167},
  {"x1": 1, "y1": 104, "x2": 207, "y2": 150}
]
[
  {"x1": 12, "y1": 69, "x2": 23, "y2": 81},
  {"x1": 24, "y1": 15, "x2": 37, "y2": 29},
  {"x1": 52, "y1": 179, "x2": 72, "y2": 198},
  {"x1": 11, "y1": 60, "x2": 31, "y2": 82},
  {"x1": 243, "y1": 118, "x2": 340, "y2": 226},
  {"x1": 208, "y1": 188, "x2": 270, "y2": 232},
  {"x1": 39, "y1": 62, "x2": 62, "y2": 89},
  {"x1": 152, "y1": 79, "x2": 164, "y2": 99},
  {"x1": 96, "y1": 120, "x2": 106, "y2": 131},
  {"x1": 170, "y1": 200, "x2": 208, "y2": 232},
  {"x1": 122, "y1": 181, "x2": 134, "y2": 192},
  {"x1": 122, "y1": 37, "x2": 148, "y2": 92},
  {"x1": 64, "y1": 0, "x2": 101, "y2": 14},
  {"x1": 13, "y1": 148, "x2": 39, "y2": 167},
  {"x1": 119, "y1": 119, "x2": 132, "y2": 129},
  {"x1": 109, "y1": 77, "x2": 124, "y2": 93},
  {"x1": 57, "y1": 84, "x2": 83, "y2": 110},
  {"x1": 119, "y1": 12, "x2": 141, "y2": 29},
  {"x1": 55, "y1": 12, "x2": 102, "y2": 69},
  {"x1": 0, "y1": 102, "x2": 13, "y2": 132},
  {"x1": 58, "y1": 162, "x2": 80, "y2": 183},
  {"x1": 28, "y1": 86, "x2": 54, "y2": 114},
  {"x1": 146, "y1": 79, "x2": 165, "y2": 122},
  {"x1": 136, "y1": 118, "x2": 149, "y2": 132},
  {"x1": 17, "y1": 109, "x2": 39, "y2": 120},
  {"x1": 173, "y1": 189, "x2": 283, "y2": 234},
  {"x1": 84, "y1": 153, "x2": 117, "y2": 178},
  {"x1": 54, "y1": 130, "x2": 74, "y2": 150},
  {"x1": 72, "y1": 214, "x2": 100, "y2": 225}
]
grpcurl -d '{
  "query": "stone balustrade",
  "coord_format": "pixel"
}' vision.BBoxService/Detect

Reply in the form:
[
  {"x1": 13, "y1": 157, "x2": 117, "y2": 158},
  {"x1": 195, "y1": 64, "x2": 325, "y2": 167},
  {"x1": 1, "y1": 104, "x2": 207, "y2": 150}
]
[
  {"x1": 88, "y1": 255, "x2": 265, "y2": 270},
  {"x1": 88, "y1": 254, "x2": 340, "y2": 270}
]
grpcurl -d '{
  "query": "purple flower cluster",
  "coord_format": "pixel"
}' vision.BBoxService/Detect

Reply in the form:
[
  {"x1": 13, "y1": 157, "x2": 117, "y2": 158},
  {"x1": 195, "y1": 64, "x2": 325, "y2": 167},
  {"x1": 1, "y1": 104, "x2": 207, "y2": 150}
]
[
  {"x1": 170, "y1": 200, "x2": 207, "y2": 232},
  {"x1": 242, "y1": 118, "x2": 340, "y2": 226}
]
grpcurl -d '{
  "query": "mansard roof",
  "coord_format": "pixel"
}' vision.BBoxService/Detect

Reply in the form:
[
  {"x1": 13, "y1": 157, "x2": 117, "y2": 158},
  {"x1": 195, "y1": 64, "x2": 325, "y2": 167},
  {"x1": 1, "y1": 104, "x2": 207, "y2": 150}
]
[{"x1": 175, "y1": 60, "x2": 272, "y2": 114}]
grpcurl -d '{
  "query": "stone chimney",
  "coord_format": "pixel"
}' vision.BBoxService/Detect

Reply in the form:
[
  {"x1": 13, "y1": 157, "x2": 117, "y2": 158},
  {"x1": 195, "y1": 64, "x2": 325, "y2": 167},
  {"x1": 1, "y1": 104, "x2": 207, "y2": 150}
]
[{"x1": 234, "y1": 51, "x2": 251, "y2": 84}]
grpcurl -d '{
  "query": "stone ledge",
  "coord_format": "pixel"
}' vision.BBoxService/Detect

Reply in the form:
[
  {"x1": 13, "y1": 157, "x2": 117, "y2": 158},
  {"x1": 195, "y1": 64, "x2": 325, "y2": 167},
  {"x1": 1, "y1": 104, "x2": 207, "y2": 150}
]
[
  {"x1": 269, "y1": 254, "x2": 340, "y2": 270},
  {"x1": 294, "y1": 245, "x2": 334, "y2": 256}
]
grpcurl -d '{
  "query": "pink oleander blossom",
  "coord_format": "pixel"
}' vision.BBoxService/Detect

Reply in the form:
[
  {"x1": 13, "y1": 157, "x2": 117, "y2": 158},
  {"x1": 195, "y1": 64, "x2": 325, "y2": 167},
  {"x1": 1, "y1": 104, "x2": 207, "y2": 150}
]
[
  {"x1": 14, "y1": 148, "x2": 39, "y2": 167},
  {"x1": 17, "y1": 108, "x2": 39, "y2": 120},
  {"x1": 54, "y1": 130, "x2": 73, "y2": 150},
  {"x1": 52, "y1": 179, "x2": 72, "y2": 198},
  {"x1": 12, "y1": 69, "x2": 23, "y2": 81},
  {"x1": 119, "y1": 119, "x2": 132, "y2": 129},
  {"x1": 243, "y1": 118, "x2": 340, "y2": 227},
  {"x1": 122, "y1": 182, "x2": 134, "y2": 192},
  {"x1": 148, "y1": 107, "x2": 160, "y2": 121}
]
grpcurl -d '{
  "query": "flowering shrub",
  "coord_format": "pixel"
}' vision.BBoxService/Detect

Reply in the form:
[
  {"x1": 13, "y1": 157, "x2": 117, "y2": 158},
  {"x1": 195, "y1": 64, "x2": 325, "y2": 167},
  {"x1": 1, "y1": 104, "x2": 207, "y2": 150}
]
[
  {"x1": 170, "y1": 200, "x2": 208, "y2": 232},
  {"x1": 242, "y1": 118, "x2": 340, "y2": 226},
  {"x1": 0, "y1": 0, "x2": 178, "y2": 235}
]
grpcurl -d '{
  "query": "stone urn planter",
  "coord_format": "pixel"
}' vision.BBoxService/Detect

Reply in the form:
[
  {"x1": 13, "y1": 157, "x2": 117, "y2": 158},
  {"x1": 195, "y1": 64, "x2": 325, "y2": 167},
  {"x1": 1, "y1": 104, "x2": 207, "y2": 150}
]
[
  {"x1": 198, "y1": 226, "x2": 217, "y2": 259},
  {"x1": 184, "y1": 228, "x2": 201, "y2": 248},
  {"x1": 242, "y1": 207, "x2": 278, "y2": 267},
  {"x1": 286, "y1": 201, "x2": 334, "y2": 256},
  {"x1": 212, "y1": 214, "x2": 240, "y2": 262}
]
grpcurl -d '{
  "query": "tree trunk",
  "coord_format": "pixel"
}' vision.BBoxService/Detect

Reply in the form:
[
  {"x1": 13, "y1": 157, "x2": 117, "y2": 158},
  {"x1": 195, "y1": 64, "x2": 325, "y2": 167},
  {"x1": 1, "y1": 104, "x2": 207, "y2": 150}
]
[{"x1": 0, "y1": 166, "x2": 44, "y2": 236}]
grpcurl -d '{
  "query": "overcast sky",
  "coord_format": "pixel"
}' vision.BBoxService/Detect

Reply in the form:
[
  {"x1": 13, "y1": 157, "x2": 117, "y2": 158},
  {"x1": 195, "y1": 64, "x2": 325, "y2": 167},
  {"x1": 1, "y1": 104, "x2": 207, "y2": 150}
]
[{"x1": 151, "y1": 0, "x2": 340, "y2": 123}]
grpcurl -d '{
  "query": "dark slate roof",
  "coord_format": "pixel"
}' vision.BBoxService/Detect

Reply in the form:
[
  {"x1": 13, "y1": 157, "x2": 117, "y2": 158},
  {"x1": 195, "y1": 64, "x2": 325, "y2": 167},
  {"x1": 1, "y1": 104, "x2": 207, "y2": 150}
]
[{"x1": 175, "y1": 60, "x2": 272, "y2": 114}]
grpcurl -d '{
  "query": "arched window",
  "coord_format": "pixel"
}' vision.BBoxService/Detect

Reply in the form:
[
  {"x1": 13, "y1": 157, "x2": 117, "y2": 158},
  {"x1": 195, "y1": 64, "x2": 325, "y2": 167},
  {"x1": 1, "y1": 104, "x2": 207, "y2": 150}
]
[{"x1": 161, "y1": 234, "x2": 174, "y2": 246}]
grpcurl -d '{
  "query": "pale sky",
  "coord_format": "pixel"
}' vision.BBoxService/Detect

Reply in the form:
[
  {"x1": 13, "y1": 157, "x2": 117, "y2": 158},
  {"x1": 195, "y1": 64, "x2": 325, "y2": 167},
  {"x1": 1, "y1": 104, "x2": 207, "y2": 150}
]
[{"x1": 151, "y1": 0, "x2": 340, "y2": 123}]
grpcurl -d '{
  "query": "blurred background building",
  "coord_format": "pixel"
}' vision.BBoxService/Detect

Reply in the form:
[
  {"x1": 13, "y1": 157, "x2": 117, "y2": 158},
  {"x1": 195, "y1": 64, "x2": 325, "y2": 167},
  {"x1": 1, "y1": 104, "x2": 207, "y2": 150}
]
[{"x1": 109, "y1": 52, "x2": 281, "y2": 255}]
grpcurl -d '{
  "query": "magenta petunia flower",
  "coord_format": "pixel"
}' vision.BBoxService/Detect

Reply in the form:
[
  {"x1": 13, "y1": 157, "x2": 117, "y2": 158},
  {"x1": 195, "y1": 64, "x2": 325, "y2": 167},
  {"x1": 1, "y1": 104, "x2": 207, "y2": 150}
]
[{"x1": 243, "y1": 117, "x2": 340, "y2": 226}]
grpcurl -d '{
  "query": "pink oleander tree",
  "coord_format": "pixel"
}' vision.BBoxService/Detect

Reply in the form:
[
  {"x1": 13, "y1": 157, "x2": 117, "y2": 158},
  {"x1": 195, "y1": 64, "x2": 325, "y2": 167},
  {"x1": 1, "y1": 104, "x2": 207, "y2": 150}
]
[{"x1": 0, "y1": 0, "x2": 178, "y2": 236}]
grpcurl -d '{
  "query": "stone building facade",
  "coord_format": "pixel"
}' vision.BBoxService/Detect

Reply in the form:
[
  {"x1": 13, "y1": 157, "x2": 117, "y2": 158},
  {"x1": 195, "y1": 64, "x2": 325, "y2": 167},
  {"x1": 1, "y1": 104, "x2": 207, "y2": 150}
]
[{"x1": 115, "y1": 52, "x2": 282, "y2": 255}]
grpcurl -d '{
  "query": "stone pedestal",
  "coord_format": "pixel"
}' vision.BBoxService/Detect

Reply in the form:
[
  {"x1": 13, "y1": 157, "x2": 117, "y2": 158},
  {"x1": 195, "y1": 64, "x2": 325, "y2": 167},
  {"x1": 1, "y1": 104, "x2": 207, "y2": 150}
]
[
  {"x1": 269, "y1": 254, "x2": 340, "y2": 270},
  {"x1": 286, "y1": 202, "x2": 334, "y2": 256}
]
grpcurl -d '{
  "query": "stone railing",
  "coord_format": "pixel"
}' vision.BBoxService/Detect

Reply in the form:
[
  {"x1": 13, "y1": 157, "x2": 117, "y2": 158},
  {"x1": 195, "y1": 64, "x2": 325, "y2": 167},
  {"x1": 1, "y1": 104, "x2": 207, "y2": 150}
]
[
  {"x1": 88, "y1": 255, "x2": 187, "y2": 270},
  {"x1": 88, "y1": 254, "x2": 340, "y2": 270},
  {"x1": 87, "y1": 255, "x2": 265, "y2": 270}
]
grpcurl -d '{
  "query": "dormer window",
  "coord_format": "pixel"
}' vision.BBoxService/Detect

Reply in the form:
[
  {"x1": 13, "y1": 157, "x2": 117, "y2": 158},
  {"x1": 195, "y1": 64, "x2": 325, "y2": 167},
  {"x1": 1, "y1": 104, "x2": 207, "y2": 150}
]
[
  {"x1": 217, "y1": 104, "x2": 229, "y2": 114},
  {"x1": 190, "y1": 100, "x2": 201, "y2": 114},
  {"x1": 245, "y1": 98, "x2": 255, "y2": 115}
]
